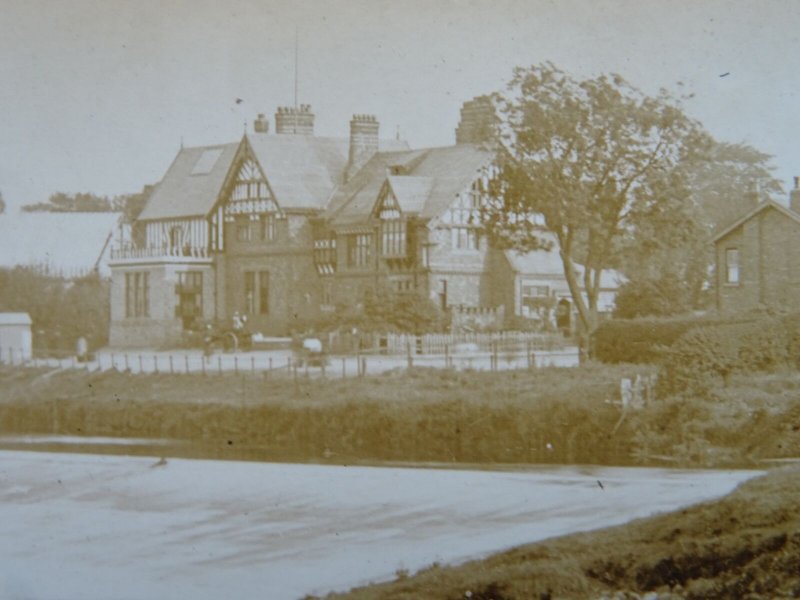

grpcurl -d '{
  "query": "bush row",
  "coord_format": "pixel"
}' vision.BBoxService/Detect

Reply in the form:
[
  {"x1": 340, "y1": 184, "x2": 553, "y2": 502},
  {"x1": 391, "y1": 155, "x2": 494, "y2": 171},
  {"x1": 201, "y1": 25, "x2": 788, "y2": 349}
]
[
  {"x1": 658, "y1": 315, "x2": 800, "y2": 395},
  {"x1": 591, "y1": 315, "x2": 722, "y2": 364}
]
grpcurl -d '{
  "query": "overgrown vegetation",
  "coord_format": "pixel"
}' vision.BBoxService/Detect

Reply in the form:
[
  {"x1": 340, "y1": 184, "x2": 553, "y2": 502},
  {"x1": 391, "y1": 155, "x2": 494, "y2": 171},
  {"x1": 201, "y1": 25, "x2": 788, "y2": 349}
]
[
  {"x1": 4, "y1": 362, "x2": 800, "y2": 469},
  {"x1": 0, "y1": 267, "x2": 109, "y2": 353}
]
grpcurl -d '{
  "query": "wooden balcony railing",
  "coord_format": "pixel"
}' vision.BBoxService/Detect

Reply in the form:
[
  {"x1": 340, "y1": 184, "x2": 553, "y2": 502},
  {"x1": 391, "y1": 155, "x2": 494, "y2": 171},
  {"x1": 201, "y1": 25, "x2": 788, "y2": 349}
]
[{"x1": 110, "y1": 245, "x2": 210, "y2": 261}]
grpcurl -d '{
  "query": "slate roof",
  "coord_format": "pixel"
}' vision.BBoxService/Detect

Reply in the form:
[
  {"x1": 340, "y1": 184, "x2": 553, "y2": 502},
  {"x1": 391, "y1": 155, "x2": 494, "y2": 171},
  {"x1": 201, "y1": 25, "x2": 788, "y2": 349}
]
[
  {"x1": 386, "y1": 176, "x2": 434, "y2": 214},
  {"x1": 246, "y1": 134, "x2": 349, "y2": 211},
  {"x1": 138, "y1": 135, "x2": 410, "y2": 220},
  {"x1": 710, "y1": 199, "x2": 800, "y2": 243},
  {"x1": 325, "y1": 144, "x2": 493, "y2": 226},
  {"x1": 138, "y1": 143, "x2": 239, "y2": 220},
  {"x1": 0, "y1": 211, "x2": 120, "y2": 277},
  {"x1": 505, "y1": 232, "x2": 624, "y2": 289}
]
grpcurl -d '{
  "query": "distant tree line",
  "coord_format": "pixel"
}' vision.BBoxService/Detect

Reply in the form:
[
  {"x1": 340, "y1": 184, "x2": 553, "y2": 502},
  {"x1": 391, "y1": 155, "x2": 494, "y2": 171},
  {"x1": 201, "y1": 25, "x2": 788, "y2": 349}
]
[{"x1": 21, "y1": 186, "x2": 153, "y2": 223}]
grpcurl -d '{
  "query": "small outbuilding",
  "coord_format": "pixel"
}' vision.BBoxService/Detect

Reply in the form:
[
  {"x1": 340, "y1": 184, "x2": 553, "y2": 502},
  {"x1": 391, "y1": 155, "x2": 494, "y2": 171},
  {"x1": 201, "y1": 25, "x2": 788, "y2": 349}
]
[{"x1": 0, "y1": 312, "x2": 33, "y2": 363}]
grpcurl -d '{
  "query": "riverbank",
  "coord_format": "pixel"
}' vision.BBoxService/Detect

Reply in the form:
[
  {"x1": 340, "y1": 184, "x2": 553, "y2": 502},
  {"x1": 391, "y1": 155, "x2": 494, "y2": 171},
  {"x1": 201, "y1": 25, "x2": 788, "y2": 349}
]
[
  {"x1": 1, "y1": 365, "x2": 799, "y2": 468},
  {"x1": 327, "y1": 464, "x2": 800, "y2": 599}
]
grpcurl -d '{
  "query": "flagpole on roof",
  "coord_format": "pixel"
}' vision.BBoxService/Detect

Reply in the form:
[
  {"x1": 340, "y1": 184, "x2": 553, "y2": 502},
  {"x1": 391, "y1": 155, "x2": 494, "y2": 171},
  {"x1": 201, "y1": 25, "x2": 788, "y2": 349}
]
[{"x1": 294, "y1": 25, "x2": 299, "y2": 134}]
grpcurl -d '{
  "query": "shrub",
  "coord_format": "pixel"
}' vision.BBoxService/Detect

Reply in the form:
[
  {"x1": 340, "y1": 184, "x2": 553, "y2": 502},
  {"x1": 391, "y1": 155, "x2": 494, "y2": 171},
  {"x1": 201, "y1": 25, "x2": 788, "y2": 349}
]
[
  {"x1": 658, "y1": 317, "x2": 793, "y2": 395},
  {"x1": 592, "y1": 315, "x2": 719, "y2": 364}
]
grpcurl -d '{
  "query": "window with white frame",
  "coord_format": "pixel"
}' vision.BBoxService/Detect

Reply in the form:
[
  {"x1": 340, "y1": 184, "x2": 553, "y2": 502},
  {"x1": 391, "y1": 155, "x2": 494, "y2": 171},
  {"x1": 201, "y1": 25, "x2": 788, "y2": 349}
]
[{"x1": 725, "y1": 248, "x2": 739, "y2": 284}]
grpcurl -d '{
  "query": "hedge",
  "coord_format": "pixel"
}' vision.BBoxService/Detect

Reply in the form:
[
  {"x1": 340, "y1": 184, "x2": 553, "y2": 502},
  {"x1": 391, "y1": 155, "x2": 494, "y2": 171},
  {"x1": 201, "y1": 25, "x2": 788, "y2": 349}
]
[
  {"x1": 658, "y1": 316, "x2": 799, "y2": 395},
  {"x1": 592, "y1": 315, "x2": 722, "y2": 364}
]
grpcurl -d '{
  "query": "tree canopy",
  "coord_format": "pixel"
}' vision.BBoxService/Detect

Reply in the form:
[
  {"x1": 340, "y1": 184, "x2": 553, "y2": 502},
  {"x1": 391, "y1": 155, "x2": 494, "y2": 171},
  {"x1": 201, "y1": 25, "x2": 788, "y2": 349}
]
[{"x1": 484, "y1": 62, "x2": 711, "y2": 338}]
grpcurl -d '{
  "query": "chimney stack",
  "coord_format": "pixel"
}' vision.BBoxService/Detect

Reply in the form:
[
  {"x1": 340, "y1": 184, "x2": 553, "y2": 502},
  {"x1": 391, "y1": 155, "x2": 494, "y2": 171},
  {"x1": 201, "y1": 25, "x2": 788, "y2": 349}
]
[
  {"x1": 274, "y1": 104, "x2": 314, "y2": 135},
  {"x1": 253, "y1": 113, "x2": 269, "y2": 133},
  {"x1": 791, "y1": 176, "x2": 800, "y2": 213},
  {"x1": 455, "y1": 95, "x2": 498, "y2": 145},
  {"x1": 346, "y1": 114, "x2": 379, "y2": 182}
]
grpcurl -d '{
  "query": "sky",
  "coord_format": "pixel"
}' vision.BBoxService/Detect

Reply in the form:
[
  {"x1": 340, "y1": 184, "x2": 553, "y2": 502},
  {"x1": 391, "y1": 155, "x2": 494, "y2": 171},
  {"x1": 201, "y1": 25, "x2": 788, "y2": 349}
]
[{"x1": 1, "y1": 0, "x2": 799, "y2": 211}]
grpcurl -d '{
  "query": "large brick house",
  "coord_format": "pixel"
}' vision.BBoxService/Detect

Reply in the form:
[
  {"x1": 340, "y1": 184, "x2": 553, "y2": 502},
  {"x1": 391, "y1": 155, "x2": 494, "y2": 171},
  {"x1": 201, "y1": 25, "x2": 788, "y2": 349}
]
[
  {"x1": 109, "y1": 99, "x2": 619, "y2": 347},
  {"x1": 712, "y1": 180, "x2": 800, "y2": 313}
]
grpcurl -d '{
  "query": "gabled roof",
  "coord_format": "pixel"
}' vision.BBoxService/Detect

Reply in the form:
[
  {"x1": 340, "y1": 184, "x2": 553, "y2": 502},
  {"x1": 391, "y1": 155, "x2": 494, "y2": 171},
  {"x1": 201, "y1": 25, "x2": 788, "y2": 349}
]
[
  {"x1": 139, "y1": 134, "x2": 411, "y2": 220},
  {"x1": 138, "y1": 143, "x2": 239, "y2": 220},
  {"x1": 245, "y1": 134, "x2": 348, "y2": 211},
  {"x1": 711, "y1": 199, "x2": 800, "y2": 243},
  {"x1": 385, "y1": 176, "x2": 434, "y2": 214},
  {"x1": 325, "y1": 144, "x2": 493, "y2": 226}
]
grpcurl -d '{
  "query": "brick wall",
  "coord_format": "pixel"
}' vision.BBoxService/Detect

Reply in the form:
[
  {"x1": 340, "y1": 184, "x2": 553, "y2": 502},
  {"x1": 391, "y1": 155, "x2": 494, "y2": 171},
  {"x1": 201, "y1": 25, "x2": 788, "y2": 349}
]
[
  {"x1": 109, "y1": 262, "x2": 215, "y2": 347},
  {"x1": 716, "y1": 206, "x2": 800, "y2": 313},
  {"x1": 223, "y1": 212, "x2": 320, "y2": 334}
]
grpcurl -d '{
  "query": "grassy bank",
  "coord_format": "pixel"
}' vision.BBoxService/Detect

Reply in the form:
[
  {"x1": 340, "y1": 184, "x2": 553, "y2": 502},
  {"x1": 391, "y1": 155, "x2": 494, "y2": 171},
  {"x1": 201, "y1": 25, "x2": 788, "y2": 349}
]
[
  {"x1": 0, "y1": 364, "x2": 649, "y2": 465},
  {"x1": 324, "y1": 466, "x2": 800, "y2": 599},
  {"x1": 1, "y1": 364, "x2": 799, "y2": 468}
]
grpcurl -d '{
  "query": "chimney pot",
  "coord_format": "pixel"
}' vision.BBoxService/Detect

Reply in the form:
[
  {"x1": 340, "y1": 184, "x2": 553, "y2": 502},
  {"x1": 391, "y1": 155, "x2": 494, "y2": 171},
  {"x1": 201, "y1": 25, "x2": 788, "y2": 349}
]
[
  {"x1": 274, "y1": 104, "x2": 314, "y2": 135},
  {"x1": 253, "y1": 113, "x2": 269, "y2": 133}
]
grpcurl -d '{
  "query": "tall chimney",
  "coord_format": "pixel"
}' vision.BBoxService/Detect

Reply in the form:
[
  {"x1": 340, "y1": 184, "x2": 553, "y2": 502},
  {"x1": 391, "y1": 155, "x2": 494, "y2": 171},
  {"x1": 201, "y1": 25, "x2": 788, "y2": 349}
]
[
  {"x1": 253, "y1": 113, "x2": 269, "y2": 133},
  {"x1": 790, "y1": 176, "x2": 800, "y2": 213},
  {"x1": 274, "y1": 104, "x2": 314, "y2": 135},
  {"x1": 455, "y1": 95, "x2": 498, "y2": 145},
  {"x1": 346, "y1": 114, "x2": 379, "y2": 182}
]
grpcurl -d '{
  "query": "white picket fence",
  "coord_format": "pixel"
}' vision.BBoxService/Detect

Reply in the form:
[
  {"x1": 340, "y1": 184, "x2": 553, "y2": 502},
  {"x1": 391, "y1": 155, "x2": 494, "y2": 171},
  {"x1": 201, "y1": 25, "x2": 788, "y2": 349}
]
[{"x1": 381, "y1": 331, "x2": 567, "y2": 355}]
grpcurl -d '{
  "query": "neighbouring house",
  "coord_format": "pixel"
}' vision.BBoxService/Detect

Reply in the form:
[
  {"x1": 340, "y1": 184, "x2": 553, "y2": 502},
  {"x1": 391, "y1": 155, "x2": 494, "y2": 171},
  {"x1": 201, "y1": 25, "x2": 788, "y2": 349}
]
[
  {"x1": 490, "y1": 232, "x2": 623, "y2": 332},
  {"x1": 0, "y1": 312, "x2": 32, "y2": 362},
  {"x1": 0, "y1": 211, "x2": 119, "y2": 278},
  {"x1": 712, "y1": 178, "x2": 800, "y2": 313},
  {"x1": 108, "y1": 99, "x2": 620, "y2": 348}
]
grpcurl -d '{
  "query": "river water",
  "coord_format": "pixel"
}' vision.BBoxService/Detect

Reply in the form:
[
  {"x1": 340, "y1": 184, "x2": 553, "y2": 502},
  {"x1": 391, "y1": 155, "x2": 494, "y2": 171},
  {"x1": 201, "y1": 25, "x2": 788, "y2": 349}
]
[{"x1": 0, "y1": 448, "x2": 759, "y2": 600}]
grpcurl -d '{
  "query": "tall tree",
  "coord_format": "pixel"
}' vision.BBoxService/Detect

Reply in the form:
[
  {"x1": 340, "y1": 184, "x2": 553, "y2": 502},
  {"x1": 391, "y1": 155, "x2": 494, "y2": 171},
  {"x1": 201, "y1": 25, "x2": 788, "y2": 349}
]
[
  {"x1": 484, "y1": 63, "x2": 709, "y2": 339},
  {"x1": 0, "y1": 190, "x2": 5, "y2": 214}
]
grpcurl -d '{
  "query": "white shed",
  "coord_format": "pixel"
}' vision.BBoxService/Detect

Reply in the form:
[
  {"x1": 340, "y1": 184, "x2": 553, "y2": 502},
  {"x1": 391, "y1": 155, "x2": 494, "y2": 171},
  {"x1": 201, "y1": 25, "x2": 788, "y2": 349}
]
[{"x1": 0, "y1": 313, "x2": 32, "y2": 363}]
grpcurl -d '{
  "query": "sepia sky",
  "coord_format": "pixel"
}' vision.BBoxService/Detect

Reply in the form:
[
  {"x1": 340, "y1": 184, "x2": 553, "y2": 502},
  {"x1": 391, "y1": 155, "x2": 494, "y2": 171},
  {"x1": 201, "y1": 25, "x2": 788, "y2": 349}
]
[{"x1": 1, "y1": 0, "x2": 799, "y2": 211}]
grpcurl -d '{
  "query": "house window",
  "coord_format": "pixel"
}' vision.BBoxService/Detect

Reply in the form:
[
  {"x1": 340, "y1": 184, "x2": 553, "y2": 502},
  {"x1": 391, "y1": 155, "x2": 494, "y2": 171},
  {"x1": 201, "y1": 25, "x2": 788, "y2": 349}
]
[
  {"x1": 258, "y1": 271, "x2": 269, "y2": 315},
  {"x1": 381, "y1": 219, "x2": 407, "y2": 257},
  {"x1": 521, "y1": 284, "x2": 550, "y2": 317},
  {"x1": 725, "y1": 248, "x2": 739, "y2": 284},
  {"x1": 260, "y1": 214, "x2": 277, "y2": 242},
  {"x1": 451, "y1": 227, "x2": 478, "y2": 250},
  {"x1": 236, "y1": 219, "x2": 251, "y2": 242},
  {"x1": 176, "y1": 272, "x2": 203, "y2": 329},
  {"x1": 244, "y1": 271, "x2": 255, "y2": 314},
  {"x1": 314, "y1": 236, "x2": 337, "y2": 275},
  {"x1": 347, "y1": 234, "x2": 372, "y2": 268},
  {"x1": 125, "y1": 272, "x2": 149, "y2": 318}
]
